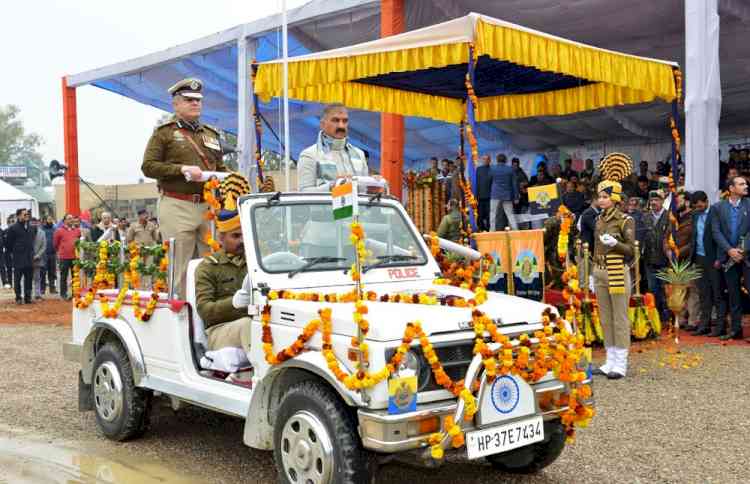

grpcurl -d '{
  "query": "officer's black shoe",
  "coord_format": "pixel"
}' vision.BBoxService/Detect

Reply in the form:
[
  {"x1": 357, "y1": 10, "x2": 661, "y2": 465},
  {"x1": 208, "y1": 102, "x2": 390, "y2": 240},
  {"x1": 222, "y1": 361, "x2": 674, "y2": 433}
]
[
  {"x1": 591, "y1": 367, "x2": 608, "y2": 376},
  {"x1": 15, "y1": 298, "x2": 22, "y2": 305},
  {"x1": 607, "y1": 372, "x2": 625, "y2": 380}
]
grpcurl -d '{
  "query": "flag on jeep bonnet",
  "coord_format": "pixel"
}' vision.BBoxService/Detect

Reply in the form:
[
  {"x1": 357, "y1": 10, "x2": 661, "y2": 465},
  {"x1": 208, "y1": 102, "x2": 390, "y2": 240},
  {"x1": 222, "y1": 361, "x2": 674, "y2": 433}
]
[{"x1": 332, "y1": 180, "x2": 358, "y2": 220}]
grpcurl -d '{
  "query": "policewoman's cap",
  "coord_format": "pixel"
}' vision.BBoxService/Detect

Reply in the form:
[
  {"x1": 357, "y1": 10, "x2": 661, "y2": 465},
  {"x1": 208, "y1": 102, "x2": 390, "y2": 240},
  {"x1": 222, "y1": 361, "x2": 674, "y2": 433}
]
[{"x1": 168, "y1": 78, "x2": 203, "y2": 99}]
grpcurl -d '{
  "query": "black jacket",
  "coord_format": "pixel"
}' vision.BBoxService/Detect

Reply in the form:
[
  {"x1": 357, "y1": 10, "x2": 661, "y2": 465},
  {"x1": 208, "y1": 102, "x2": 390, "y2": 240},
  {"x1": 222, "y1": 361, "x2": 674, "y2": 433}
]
[
  {"x1": 710, "y1": 198, "x2": 750, "y2": 264},
  {"x1": 475, "y1": 165, "x2": 492, "y2": 200},
  {"x1": 5, "y1": 221, "x2": 36, "y2": 269},
  {"x1": 578, "y1": 206, "x2": 600, "y2": 251}
]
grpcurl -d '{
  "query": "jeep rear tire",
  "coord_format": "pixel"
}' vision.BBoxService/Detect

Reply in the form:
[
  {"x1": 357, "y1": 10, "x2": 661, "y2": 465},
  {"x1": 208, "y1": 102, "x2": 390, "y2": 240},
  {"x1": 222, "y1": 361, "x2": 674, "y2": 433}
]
[
  {"x1": 485, "y1": 419, "x2": 566, "y2": 474},
  {"x1": 273, "y1": 380, "x2": 369, "y2": 484},
  {"x1": 92, "y1": 342, "x2": 151, "y2": 441}
]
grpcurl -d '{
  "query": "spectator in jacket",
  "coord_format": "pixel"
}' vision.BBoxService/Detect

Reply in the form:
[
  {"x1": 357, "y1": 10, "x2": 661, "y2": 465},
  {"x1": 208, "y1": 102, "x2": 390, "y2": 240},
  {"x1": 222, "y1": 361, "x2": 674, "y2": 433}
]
[
  {"x1": 710, "y1": 176, "x2": 750, "y2": 340},
  {"x1": 474, "y1": 155, "x2": 492, "y2": 231},
  {"x1": 561, "y1": 180, "x2": 586, "y2": 216},
  {"x1": 90, "y1": 212, "x2": 120, "y2": 243},
  {"x1": 490, "y1": 153, "x2": 519, "y2": 230},
  {"x1": 643, "y1": 190, "x2": 671, "y2": 322},
  {"x1": 561, "y1": 158, "x2": 577, "y2": 180},
  {"x1": 689, "y1": 192, "x2": 727, "y2": 336},
  {"x1": 127, "y1": 210, "x2": 158, "y2": 246},
  {"x1": 511, "y1": 157, "x2": 528, "y2": 186},
  {"x1": 581, "y1": 158, "x2": 595, "y2": 180},
  {"x1": 529, "y1": 164, "x2": 554, "y2": 186},
  {"x1": 673, "y1": 191, "x2": 699, "y2": 329},
  {"x1": 5, "y1": 208, "x2": 35, "y2": 304},
  {"x1": 30, "y1": 218, "x2": 46, "y2": 301},
  {"x1": 41, "y1": 215, "x2": 57, "y2": 294},
  {"x1": 437, "y1": 199, "x2": 463, "y2": 242},
  {"x1": 53, "y1": 213, "x2": 82, "y2": 301}
]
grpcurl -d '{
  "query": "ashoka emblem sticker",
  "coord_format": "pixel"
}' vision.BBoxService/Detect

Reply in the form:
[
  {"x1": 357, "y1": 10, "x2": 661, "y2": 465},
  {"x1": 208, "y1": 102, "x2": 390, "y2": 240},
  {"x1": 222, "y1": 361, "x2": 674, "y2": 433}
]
[{"x1": 490, "y1": 375, "x2": 520, "y2": 414}]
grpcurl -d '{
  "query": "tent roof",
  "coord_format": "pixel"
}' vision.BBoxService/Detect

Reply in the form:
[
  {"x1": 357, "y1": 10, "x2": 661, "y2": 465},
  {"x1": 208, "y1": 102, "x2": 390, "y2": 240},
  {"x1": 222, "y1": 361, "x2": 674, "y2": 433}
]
[
  {"x1": 0, "y1": 180, "x2": 36, "y2": 202},
  {"x1": 254, "y1": 13, "x2": 678, "y2": 124}
]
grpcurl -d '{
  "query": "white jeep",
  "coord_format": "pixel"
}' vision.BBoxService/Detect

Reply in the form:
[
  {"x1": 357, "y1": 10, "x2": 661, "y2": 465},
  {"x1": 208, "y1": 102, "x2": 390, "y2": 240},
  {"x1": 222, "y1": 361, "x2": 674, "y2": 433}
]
[{"x1": 63, "y1": 189, "x2": 592, "y2": 483}]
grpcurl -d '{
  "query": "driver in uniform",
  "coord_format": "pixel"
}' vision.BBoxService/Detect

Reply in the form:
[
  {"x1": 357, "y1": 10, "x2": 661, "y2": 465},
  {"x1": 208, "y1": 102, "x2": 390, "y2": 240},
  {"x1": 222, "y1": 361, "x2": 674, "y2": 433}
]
[
  {"x1": 297, "y1": 104, "x2": 369, "y2": 191},
  {"x1": 195, "y1": 176, "x2": 252, "y2": 354}
]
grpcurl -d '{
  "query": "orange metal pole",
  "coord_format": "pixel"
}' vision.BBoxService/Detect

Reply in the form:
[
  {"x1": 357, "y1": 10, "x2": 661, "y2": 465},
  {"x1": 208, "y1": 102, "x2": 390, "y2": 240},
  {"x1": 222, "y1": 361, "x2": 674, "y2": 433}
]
[
  {"x1": 62, "y1": 77, "x2": 80, "y2": 216},
  {"x1": 380, "y1": 0, "x2": 405, "y2": 199}
]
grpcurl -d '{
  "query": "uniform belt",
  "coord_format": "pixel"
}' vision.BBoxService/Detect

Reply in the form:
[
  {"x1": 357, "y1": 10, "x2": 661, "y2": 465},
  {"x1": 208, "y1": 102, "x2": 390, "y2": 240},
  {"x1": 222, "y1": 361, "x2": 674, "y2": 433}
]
[{"x1": 162, "y1": 190, "x2": 204, "y2": 203}]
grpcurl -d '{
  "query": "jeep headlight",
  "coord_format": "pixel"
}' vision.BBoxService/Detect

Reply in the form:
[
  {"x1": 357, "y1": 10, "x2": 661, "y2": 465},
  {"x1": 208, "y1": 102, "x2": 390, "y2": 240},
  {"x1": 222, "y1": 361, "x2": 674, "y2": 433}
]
[
  {"x1": 386, "y1": 348, "x2": 432, "y2": 392},
  {"x1": 398, "y1": 350, "x2": 421, "y2": 375}
]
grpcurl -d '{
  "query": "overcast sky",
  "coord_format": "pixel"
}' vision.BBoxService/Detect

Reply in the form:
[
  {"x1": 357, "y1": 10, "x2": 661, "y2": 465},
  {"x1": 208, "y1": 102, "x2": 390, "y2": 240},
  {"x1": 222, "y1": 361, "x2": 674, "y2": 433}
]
[{"x1": 1, "y1": 0, "x2": 308, "y2": 184}]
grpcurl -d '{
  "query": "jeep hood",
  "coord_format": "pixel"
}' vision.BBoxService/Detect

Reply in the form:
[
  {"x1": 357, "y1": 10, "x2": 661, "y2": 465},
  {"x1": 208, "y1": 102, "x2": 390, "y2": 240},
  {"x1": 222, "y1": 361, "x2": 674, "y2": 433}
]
[{"x1": 267, "y1": 284, "x2": 554, "y2": 342}]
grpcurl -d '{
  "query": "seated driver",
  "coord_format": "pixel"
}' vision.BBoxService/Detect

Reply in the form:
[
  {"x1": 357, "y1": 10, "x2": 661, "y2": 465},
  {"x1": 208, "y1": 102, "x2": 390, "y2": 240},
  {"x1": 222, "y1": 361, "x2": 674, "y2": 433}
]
[{"x1": 195, "y1": 206, "x2": 251, "y2": 354}]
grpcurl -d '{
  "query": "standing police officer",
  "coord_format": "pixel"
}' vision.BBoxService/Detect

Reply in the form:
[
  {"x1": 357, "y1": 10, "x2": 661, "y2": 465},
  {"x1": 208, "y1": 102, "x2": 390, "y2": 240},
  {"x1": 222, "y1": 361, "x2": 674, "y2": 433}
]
[{"x1": 142, "y1": 78, "x2": 229, "y2": 298}]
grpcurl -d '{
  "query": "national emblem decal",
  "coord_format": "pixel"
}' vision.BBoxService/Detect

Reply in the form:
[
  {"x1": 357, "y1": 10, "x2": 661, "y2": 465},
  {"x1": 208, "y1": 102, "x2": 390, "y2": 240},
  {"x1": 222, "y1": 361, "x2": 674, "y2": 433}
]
[{"x1": 490, "y1": 375, "x2": 520, "y2": 414}]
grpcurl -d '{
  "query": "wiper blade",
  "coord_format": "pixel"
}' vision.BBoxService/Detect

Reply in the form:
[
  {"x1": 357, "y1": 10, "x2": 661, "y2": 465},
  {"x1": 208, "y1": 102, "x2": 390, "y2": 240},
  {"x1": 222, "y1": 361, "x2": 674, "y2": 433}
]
[
  {"x1": 362, "y1": 254, "x2": 420, "y2": 273},
  {"x1": 288, "y1": 257, "x2": 346, "y2": 278}
]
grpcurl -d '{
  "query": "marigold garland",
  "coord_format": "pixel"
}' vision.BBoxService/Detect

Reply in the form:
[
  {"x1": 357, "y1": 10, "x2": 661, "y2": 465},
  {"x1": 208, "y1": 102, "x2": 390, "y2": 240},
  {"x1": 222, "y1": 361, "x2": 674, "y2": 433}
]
[{"x1": 557, "y1": 205, "x2": 573, "y2": 262}]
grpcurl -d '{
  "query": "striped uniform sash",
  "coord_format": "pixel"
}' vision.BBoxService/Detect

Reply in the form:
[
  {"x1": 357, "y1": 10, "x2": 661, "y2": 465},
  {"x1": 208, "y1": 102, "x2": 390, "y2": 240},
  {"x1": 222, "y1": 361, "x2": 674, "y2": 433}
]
[{"x1": 605, "y1": 253, "x2": 626, "y2": 295}]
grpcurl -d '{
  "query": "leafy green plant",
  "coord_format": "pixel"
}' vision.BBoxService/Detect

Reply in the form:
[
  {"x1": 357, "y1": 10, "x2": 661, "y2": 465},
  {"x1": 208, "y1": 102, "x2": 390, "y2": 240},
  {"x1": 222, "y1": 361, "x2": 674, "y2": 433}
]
[{"x1": 654, "y1": 259, "x2": 702, "y2": 285}]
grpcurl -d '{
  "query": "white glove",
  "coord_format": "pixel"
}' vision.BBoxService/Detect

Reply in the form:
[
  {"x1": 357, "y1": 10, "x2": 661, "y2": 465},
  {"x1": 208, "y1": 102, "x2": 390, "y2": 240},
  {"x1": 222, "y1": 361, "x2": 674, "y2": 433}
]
[
  {"x1": 181, "y1": 165, "x2": 203, "y2": 181},
  {"x1": 231, "y1": 274, "x2": 253, "y2": 308},
  {"x1": 599, "y1": 234, "x2": 617, "y2": 247}
]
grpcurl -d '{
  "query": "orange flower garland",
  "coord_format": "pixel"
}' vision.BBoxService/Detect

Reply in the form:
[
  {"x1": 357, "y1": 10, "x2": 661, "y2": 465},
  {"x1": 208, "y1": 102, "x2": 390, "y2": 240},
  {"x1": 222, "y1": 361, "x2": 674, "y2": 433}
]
[{"x1": 557, "y1": 205, "x2": 573, "y2": 262}]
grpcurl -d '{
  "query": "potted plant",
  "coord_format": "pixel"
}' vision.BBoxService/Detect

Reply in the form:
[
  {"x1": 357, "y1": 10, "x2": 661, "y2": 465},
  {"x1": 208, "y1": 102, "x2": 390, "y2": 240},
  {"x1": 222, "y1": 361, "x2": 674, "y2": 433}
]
[{"x1": 655, "y1": 259, "x2": 702, "y2": 313}]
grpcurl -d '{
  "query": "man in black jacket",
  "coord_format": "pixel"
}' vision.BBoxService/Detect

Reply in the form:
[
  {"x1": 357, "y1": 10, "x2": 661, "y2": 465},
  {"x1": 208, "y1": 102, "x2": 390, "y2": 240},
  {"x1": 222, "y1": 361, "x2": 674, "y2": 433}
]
[
  {"x1": 475, "y1": 155, "x2": 492, "y2": 231},
  {"x1": 5, "y1": 208, "x2": 35, "y2": 304},
  {"x1": 689, "y1": 192, "x2": 726, "y2": 336},
  {"x1": 643, "y1": 190, "x2": 671, "y2": 323}
]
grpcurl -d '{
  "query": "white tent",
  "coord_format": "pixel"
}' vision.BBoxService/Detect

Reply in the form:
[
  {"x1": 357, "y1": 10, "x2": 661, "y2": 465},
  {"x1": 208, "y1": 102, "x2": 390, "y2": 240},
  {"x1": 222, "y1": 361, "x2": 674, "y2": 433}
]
[{"x1": 0, "y1": 179, "x2": 38, "y2": 225}]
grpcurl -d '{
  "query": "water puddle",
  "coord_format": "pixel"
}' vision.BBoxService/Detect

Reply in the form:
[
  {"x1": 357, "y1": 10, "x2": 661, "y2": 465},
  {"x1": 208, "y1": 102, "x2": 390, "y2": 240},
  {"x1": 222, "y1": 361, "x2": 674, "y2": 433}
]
[{"x1": 0, "y1": 432, "x2": 201, "y2": 484}]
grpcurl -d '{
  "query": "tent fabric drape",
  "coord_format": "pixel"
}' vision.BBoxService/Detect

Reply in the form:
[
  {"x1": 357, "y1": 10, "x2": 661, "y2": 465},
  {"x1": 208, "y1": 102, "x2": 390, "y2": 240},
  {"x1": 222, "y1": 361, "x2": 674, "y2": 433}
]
[
  {"x1": 287, "y1": 81, "x2": 465, "y2": 123},
  {"x1": 474, "y1": 18, "x2": 678, "y2": 102},
  {"x1": 476, "y1": 82, "x2": 660, "y2": 122}
]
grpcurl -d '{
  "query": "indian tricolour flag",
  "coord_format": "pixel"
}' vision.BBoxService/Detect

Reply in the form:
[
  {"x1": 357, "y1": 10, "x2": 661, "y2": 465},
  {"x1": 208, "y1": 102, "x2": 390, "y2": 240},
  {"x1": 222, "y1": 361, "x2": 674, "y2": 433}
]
[{"x1": 332, "y1": 180, "x2": 358, "y2": 220}]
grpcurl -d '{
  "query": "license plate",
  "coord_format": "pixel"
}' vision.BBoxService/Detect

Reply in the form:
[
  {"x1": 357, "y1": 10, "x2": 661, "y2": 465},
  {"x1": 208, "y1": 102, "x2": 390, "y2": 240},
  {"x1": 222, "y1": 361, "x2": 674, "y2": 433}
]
[{"x1": 465, "y1": 416, "x2": 544, "y2": 460}]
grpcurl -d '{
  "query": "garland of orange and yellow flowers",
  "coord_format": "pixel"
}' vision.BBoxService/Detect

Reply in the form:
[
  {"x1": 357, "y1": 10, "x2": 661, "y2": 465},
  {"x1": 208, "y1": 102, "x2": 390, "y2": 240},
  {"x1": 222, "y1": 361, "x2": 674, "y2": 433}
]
[
  {"x1": 202, "y1": 179, "x2": 222, "y2": 253},
  {"x1": 665, "y1": 68, "x2": 684, "y2": 259},
  {"x1": 557, "y1": 205, "x2": 574, "y2": 263},
  {"x1": 561, "y1": 265, "x2": 604, "y2": 345},
  {"x1": 74, "y1": 240, "x2": 169, "y2": 322},
  {"x1": 260, "y1": 223, "x2": 594, "y2": 458}
]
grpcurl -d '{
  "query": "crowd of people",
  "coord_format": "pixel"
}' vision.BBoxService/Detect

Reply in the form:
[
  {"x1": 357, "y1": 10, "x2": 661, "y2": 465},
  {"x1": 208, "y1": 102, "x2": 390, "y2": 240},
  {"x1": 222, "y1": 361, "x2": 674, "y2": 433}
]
[
  {"x1": 442, "y1": 151, "x2": 749, "y2": 343},
  {"x1": 0, "y1": 208, "x2": 159, "y2": 305}
]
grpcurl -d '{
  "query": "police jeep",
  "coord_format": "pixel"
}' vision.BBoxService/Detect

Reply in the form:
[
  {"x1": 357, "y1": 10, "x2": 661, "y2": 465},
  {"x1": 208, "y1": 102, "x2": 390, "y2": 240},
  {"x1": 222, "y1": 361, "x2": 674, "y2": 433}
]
[{"x1": 63, "y1": 178, "x2": 592, "y2": 483}]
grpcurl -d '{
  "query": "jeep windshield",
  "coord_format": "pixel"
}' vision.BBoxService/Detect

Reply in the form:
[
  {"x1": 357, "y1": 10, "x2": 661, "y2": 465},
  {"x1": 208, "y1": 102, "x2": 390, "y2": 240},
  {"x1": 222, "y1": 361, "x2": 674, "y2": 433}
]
[{"x1": 252, "y1": 202, "x2": 428, "y2": 274}]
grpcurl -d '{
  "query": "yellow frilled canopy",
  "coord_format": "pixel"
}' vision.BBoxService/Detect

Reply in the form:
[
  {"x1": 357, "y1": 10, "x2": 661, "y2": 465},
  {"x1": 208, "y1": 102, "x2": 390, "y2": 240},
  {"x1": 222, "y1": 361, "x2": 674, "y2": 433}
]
[{"x1": 253, "y1": 14, "x2": 678, "y2": 124}]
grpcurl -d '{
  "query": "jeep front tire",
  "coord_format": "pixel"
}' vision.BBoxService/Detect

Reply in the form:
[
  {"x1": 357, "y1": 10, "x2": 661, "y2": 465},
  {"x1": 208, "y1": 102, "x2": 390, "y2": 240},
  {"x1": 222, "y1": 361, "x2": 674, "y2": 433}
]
[
  {"x1": 91, "y1": 342, "x2": 151, "y2": 441},
  {"x1": 273, "y1": 380, "x2": 369, "y2": 484}
]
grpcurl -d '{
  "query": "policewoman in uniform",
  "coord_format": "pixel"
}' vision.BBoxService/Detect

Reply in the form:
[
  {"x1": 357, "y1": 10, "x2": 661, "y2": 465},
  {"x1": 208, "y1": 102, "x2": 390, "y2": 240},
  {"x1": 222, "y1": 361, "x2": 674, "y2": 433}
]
[
  {"x1": 591, "y1": 153, "x2": 636, "y2": 380},
  {"x1": 142, "y1": 78, "x2": 229, "y2": 298}
]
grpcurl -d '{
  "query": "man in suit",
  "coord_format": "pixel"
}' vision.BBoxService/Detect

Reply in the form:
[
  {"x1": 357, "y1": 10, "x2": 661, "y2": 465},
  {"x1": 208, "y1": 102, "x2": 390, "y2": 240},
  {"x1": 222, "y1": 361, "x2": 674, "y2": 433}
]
[
  {"x1": 474, "y1": 155, "x2": 492, "y2": 231},
  {"x1": 690, "y1": 191, "x2": 727, "y2": 336},
  {"x1": 5, "y1": 208, "x2": 35, "y2": 304},
  {"x1": 711, "y1": 176, "x2": 750, "y2": 341},
  {"x1": 490, "y1": 153, "x2": 519, "y2": 231}
]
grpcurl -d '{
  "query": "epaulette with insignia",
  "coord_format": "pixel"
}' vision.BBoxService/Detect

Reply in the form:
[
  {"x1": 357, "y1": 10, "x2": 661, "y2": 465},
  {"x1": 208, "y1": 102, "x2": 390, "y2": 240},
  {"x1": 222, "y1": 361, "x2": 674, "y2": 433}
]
[
  {"x1": 154, "y1": 116, "x2": 177, "y2": 131},
  {"x1": 205, "y1": 255, "x2": 219, "y2": 264},
  {"x1": 202, "y1": 123, "x2": 220, "y2": 135}
]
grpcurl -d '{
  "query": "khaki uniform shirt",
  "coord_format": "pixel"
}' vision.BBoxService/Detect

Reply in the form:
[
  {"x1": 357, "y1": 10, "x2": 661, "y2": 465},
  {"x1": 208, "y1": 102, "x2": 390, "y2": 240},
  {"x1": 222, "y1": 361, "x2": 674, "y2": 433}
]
[
  {"x1": 141, "y1": 115, "x2": 227, "y2": 195},
  {"x1": 195, "y1": 250, "x2": 247, "y2": 328},
  {"x1": 593, "y1": 208, "x2": 636, "y2": 263},
  {"x1": 127, "y1": 221, "x2": 158, "y2": 246}
]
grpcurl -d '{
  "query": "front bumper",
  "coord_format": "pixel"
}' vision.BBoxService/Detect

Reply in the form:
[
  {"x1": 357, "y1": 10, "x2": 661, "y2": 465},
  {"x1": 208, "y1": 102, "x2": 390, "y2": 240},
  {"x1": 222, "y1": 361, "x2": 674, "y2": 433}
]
[{"x1": 358, "y1": 377, "x2": 593, "y2": 454}]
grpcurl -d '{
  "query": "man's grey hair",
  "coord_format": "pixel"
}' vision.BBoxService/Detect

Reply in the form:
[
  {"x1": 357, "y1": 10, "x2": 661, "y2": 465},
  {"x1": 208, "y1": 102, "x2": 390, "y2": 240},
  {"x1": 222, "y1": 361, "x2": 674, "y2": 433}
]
[{"x1": 320, "y1": 103, "x2": 347, "y2": 120}]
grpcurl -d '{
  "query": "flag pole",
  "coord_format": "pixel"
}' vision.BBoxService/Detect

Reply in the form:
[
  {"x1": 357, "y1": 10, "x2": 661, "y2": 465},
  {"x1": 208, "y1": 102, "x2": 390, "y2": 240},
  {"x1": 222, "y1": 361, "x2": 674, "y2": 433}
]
[{"x1": 282, "y1": 0, "x2": 291, "y2": 191}]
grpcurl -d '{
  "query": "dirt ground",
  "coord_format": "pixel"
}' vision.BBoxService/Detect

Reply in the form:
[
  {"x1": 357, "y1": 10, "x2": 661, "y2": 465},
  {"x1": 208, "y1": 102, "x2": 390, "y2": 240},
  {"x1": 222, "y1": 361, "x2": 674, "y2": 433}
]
[
  {"x1": 0, "y1": 288, "x2": 71, "y2": 326},
  {"x1": 1, "y1": 319, "x2": 749, "y2": 483}
]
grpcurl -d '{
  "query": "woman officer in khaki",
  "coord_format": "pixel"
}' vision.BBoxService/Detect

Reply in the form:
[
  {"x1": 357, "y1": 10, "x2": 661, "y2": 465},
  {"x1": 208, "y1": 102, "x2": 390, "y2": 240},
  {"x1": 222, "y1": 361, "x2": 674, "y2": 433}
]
[{"x1": 591, "y1": 153, "x2": 636, "y2": 379}]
